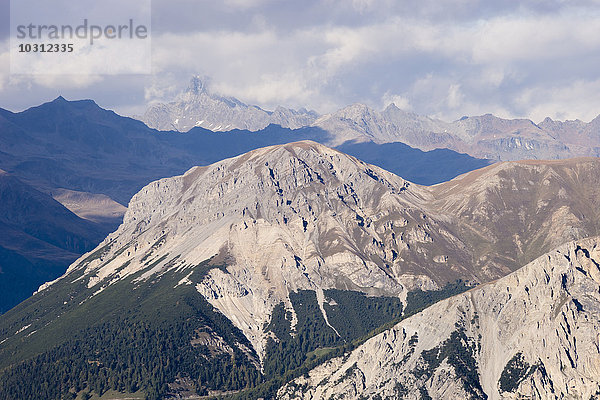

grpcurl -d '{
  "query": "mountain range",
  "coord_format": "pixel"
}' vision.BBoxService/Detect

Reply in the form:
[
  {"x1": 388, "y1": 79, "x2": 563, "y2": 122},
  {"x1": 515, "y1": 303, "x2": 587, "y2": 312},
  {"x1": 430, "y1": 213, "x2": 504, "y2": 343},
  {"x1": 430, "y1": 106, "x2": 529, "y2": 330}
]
[
  {"x1": 0, "y1": 96, "x2": 488, "y2": 206},
  {"x1": 0, "y1": 98, "x2": 488, "y2": 313},
  {"x1": 2, "y1": 81, "x2": 600, "y2": 399},
  {"x1": 141, "y1": 77, "x2": 600, "y2": 162},
  {"x1": 314, "y1": 103, "x2": 600, "y2": 161},
  {"x1": 1, "y1": 141, "x2": 599, "y2": 399}
]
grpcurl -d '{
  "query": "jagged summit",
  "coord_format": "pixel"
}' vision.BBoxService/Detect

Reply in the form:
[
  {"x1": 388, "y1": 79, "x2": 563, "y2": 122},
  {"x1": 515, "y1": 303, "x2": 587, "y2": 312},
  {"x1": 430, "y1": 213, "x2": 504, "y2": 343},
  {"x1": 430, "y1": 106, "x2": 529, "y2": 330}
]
[
  {"x1": 140, "y1": 76, "x2": 319, "y2": 132},
  {"x1": 185, "y1": 75, "x2": 209, "y2": 95},
  {"x1": 24, "y1": 97, "x2": 107, "y2": 120},
  {"x1": 50, "y1": 96, "x2": 98, "y2": 107}
]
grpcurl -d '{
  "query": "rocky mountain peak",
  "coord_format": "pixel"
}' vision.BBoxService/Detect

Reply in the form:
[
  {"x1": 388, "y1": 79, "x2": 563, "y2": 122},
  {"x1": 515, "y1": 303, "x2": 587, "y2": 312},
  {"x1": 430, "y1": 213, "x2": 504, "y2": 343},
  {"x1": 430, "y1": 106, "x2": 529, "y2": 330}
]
[
  {"x1": 185, "y1": 75, "x2": 210, "y2": 96},
  {"x1": 122, "y1": 140, "x2": 417, "y2": 232},
  {"x1": 51, "y1": 141, "x2": 460, "y2": 356},
  {"x1": 382, "y1": 103, "x2": 417, "y2": 118},
  {"x1": 586, "y1": 113, "x2": 600, "y2": 132},
  {"x1": 542, "y1": 116, "x2": 554, "y2": 124},
  {"x1": 383, "y1": 102, "x2": 401, "y2": 112},
  {"x1": 335, "y1": 103, "x2": 379, "y2": 119},
  {"x1": 140, "y1": 76, "x2": 319, "y2": 132}
]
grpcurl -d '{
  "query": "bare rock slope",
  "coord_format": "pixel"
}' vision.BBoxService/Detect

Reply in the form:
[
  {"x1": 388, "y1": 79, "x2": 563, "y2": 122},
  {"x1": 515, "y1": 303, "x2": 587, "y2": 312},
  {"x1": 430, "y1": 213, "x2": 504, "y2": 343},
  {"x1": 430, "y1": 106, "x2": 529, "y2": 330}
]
[
  {"x1": 431, "y1": 158, "x2": 600, "y2": 280},
  {"x1": 279, "y1": 236, "x2": 600, "y2": 399},
  {"x1": 52, "y1": 141, "x2": 458, "y2": 356}
]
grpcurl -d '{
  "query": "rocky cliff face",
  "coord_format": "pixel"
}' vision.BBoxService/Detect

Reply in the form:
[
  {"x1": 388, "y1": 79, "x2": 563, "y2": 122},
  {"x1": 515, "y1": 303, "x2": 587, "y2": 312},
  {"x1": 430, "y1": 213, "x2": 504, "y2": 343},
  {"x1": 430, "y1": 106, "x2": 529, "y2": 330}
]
[
  {"x1": 279, "y1": 236, "x2": 600, "y2": 399},
  {"x1": 141, "y1": 77, "x2": 318, "y2": 132},
  {"x1": 41, "y1": 142, "x2": 600, "y2": 361}
]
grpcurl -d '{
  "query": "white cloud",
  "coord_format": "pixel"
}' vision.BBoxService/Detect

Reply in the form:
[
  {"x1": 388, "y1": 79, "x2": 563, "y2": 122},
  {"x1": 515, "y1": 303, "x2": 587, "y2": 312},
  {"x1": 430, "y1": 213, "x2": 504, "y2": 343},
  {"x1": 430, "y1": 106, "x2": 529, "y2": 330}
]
[
  {"x1": 446, "y1": 84, "x2": 463, "y2": 110},
  {"x1": 0, "y1": 45, "x2": 8, "y2": 92},
  {"x1": 381, "y1": 92, "x2": 412, "y2": 110},
  {"x1": 222, "y1": 0, "x2": 272, "y2": 9},
  {"x1": 143, "y1": 74, "x2": 182, "y2": 103},
  {"x1": 516, "y1": 80, "x2": 600, "y2": 122},
  {"x1": 32, "y1": 75, "x2": 104, "y2": 89},
  {"x1": 215, "y1": 72, "x2": 317, "y2": 106},
  {"x1": 469, "y1": 13, "x2": 600, "y2": 64},
  {"x1": 144, "y1": 9, "x2": 600, "y2": 118}
]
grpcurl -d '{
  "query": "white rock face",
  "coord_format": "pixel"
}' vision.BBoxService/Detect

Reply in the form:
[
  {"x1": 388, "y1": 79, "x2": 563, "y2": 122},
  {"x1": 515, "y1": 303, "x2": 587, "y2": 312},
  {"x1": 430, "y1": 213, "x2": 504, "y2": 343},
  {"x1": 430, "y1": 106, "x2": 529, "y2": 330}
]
[
  {"x1": 140, "y1": 76, "x2": 318, "y2": 132},
  {"x1": 279, "y1": 237, "x2": 600, "y2": 399}
]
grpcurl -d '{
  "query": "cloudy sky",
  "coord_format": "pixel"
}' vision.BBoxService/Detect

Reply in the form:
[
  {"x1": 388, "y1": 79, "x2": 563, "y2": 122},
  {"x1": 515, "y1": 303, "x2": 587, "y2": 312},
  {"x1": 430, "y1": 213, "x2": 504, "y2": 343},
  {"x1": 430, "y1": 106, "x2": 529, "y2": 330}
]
[{"x1": 1, "y1": 0, "x2": 600, "y2": 122}]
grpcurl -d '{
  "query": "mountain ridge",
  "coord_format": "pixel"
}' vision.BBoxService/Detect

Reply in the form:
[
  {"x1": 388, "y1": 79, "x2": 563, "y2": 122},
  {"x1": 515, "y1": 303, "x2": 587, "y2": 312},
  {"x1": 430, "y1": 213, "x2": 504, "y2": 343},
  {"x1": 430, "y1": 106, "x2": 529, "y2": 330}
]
[
  {"x1": 313, "y1": 102, "x2": 600, "y2": 161},
  {"x1": 0, "y1": 96, "x2": 489, "y2": 314},
  {"x1": 0, "y1": 170, "x2": 108, "y2": 312},
  {"x1": 2, "y1": 141, "x2": 600, "y2": 398}
]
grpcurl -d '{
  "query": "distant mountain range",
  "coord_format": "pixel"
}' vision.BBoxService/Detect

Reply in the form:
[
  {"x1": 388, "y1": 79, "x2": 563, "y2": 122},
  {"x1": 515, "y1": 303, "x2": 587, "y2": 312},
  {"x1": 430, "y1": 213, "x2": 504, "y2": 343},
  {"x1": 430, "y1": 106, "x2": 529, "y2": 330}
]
[
  {"x1": 314, "y1": 103, "x2": 600, "y2": 161},
  {"x1": 2, "y1": 73, "x2": 600, "y2": 400},
  {"x1": 140, "y1": 77, "x2": 600, "y2": 161},
  {"x1": 1, "y1": 79, "x2": 599, "y2": 399},
  {"x1": 1, "y1": 141, "x2": 599, "y2": 399},
  {"x1": 0, "y1": 97, "x2": 488, "y2": 314},
  {"x1": 1, "y1": 96, "x2": 487, "y2": 205}
]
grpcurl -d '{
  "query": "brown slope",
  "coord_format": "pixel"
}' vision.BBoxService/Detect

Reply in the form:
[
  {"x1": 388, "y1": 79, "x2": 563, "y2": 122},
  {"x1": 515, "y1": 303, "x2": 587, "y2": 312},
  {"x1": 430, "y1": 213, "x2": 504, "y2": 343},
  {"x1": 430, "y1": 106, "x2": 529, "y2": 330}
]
[{"x1": 429, "y1": 157, "x2": 600, "y2": 280}]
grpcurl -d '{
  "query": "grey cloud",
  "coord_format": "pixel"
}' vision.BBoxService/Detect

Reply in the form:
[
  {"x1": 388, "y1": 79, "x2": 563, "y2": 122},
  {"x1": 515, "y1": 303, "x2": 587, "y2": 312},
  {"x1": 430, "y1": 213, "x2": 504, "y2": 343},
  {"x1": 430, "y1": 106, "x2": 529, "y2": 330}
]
[
  {"x1": 0, "y1": 0, "x2": 9, "y2": 41},
  {"x1": 149, "y1": 0, "x2": 600, "y2": 35}
]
